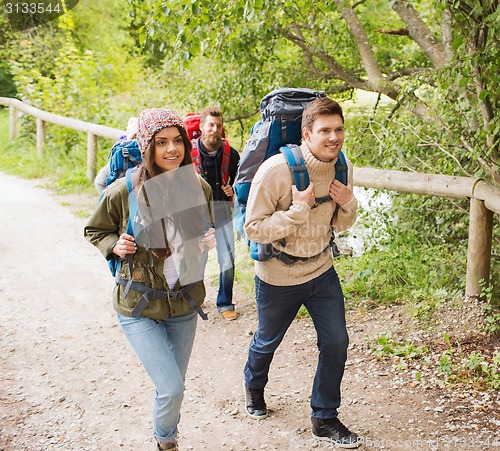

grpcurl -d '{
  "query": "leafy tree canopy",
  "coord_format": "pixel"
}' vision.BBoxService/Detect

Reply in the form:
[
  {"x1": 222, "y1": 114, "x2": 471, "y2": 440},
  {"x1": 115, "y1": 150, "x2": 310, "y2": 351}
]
[{"x1": 134, "y1": 0, "x2": 499, "y2": 186}]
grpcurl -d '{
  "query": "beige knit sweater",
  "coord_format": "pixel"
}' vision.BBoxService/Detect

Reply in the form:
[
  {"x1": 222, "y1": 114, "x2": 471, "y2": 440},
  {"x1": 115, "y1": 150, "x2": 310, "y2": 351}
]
[{"x1": 244, "y1": 143, "x2": 358, "y2": 286}]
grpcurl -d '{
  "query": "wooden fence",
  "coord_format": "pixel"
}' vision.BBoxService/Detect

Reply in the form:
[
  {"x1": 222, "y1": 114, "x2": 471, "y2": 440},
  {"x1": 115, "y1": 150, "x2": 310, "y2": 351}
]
[
  {"x1": 0, "y1": 97, "x2": 124, "y2": 181},
  {"x1": 1, "y1": 97, "x2": 498, "y2": 297}
]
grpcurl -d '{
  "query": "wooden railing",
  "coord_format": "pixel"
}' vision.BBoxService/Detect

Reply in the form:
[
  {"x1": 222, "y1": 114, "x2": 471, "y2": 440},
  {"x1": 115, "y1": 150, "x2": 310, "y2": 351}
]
[
  {"x1": 1, "y1": 97, "x2": 498, "y2": 297},
  {"x1": 353, "y1": 168, "x2": 499, "y2": 297},
  {"x1": 0, "y1": 97, "x2": 125, "y2": 181}
]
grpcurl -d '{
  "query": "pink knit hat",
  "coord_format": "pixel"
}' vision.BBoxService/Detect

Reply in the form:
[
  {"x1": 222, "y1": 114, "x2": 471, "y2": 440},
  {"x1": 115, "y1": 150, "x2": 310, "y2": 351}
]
[{"x1": 136, "y1": 108, "x2": 185, "y2": 152}]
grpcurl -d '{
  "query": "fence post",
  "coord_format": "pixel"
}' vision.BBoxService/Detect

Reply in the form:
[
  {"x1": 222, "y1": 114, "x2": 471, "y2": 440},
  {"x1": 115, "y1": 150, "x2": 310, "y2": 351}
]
[
  {"x1": 87, "y1": 132, "x2": 98, "y2": 181},
  {"x1": 36, "y1": 117, "x2": 46, "y2": 156},
  {"x1": 466, "y1": 198, "x2": 493, "y2": 296},
  {"x1": 9, "y1": 105, "x2": 18, "y2": 139}
]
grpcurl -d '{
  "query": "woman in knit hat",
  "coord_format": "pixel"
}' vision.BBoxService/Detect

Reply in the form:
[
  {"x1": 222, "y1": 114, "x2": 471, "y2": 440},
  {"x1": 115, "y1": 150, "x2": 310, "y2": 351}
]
[{"x1": 85, "y1": 108, "x2": 215, "y2": 451}]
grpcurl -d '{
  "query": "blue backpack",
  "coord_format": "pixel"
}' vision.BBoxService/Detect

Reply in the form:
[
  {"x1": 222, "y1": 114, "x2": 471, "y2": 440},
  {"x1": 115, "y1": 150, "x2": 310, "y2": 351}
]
[
  {"x1": 106, "y1": 139, "x2": 142, "y2": 188},
  {"x1": 233, "y1": 88, "x2": 348, "y2": 262},
  {"x1": 106, "y1": 168, "x2": 137, "y2": 277},
  {"x1": 234, "y1": 88, "x2": 326, "y2": 216},
  {"x1": 100, "y1": 139, "x2": 143, "y2": 275}
]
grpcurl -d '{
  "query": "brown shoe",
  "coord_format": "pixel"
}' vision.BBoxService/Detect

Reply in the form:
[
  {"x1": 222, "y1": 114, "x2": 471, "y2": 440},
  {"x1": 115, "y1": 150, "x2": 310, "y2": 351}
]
[
  {"x1": 157, "y1": 441, "x2": 177, "y2": 450},
  {"x1": 221, "y1": 310, "x2": 238, "y2": 321}
]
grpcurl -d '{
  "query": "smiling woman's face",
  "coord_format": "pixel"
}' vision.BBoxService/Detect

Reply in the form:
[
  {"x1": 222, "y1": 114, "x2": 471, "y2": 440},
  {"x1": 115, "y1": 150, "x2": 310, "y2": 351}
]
[{"x1": 153, "y1": 126, "x2": 186, "y2": 172}]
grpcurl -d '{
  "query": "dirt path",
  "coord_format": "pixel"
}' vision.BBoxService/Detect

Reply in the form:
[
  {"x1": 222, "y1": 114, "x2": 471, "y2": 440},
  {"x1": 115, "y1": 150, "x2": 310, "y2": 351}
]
[{"x1": 0, "y1": 172, "x2": 498, "y2": 450}]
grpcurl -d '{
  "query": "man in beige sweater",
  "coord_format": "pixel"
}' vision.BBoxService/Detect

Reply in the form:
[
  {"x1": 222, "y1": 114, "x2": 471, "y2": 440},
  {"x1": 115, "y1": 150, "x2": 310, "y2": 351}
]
[{"x1": 243, "y1": 97, "x2": 360, "y2": 449}]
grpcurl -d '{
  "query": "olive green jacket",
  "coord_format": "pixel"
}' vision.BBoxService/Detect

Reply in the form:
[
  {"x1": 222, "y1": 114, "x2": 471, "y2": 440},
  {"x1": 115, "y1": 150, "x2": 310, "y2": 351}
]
[{"x1": 84, "y1": 174, "x2": 213, "y2": 320}]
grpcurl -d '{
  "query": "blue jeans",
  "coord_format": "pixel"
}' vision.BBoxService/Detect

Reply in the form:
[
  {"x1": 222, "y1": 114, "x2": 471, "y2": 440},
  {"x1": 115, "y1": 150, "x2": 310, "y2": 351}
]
[
  {"x1": 117, "y1": 312, "x2": 197, "y2": 443},
  {"x1": 244, "y1": 267, "x2": 349, "y2": 419},
  {"x1": 214, "y1": 221, "x2": 235, "y2": 312}
]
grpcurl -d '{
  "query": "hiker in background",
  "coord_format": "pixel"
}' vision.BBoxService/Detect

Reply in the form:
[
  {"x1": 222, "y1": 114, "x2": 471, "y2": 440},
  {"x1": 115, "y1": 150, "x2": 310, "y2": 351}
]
[
  {"x1": 94, "y1": 117, "x2": 139, "y2": 194},
  {"x1": 193, "y1": 105, "x2": 240, "y2": 320},
  {"x1": 84, "y1": 108, "x2": 215, "y2": 451},
  {"x1": 243, "y1": 97, "x2": 361, "y2": 448}
]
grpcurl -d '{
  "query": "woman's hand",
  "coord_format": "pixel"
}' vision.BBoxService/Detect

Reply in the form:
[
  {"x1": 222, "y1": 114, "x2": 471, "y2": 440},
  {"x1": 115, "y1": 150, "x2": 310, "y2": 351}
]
[
  {"x1": 112, "y1": 233, "x2": 137, "y2": 258},
  {"x1": 200, "y1": 227, "x2": 216, "y2": 252}
]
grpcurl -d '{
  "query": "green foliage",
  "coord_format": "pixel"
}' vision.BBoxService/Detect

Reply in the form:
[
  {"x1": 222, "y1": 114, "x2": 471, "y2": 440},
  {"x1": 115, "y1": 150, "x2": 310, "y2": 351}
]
[
  {"x1": 0, "y1": 133, "x2": 97, "y2": 194},
  {"x1": 338, "y1": 223, "x2": 466, "y2": 306},
  {"x1": 371, "y1": 330, "x2": 429, "y2": 371},
  {"x1": 0, "y1": 109, "x2": 101, "y2": 194},
  {"x1": 139, "y1": 0, "x2": 500, "y2": 196},
  {"x1": 438, "y1": 333, "x2": 500, "y2": 390},
  {"x1": 233, "y1": 239, "x2": 256, "y2": 297},
  {"x1": 479, "y1": 281, "x2": 500, "y2": 335},
  {"x1": 0, "y1": 61, "x2": 17, "y2": 97},
  {"x1": 0, "y1": 109, "x2": 8, "y2": 139},
  {"x1": 9, "y1": 25, "x2": 141, "y2": 125},
  {"x1": 371, "y1": 330, "x2": 500, "y2": 390},
  {"x1": 204, "y1": 238, "x2": 255, "y2": 298}
]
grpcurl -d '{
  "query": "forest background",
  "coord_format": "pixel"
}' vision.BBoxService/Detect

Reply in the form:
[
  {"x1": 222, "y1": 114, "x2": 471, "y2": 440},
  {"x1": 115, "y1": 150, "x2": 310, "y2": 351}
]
[{"x1": 0, "y1": 0, "x2": 499, "y2": 389}]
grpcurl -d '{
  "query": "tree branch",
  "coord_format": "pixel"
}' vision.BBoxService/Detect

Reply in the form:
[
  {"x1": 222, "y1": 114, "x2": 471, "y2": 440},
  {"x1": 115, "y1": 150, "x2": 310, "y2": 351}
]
[
  {"x1": 282, "y1": 25, "x2": 369, "y2": 91},
  {"x1": 375, "y1": 28, "x2": 410, "y2": 36},
  {"x1": 392, "y1": 0, "x2": 449, "y2": 67},
  {"x1": 333, "y1": 0, "x2": 397, "y2": 97},
  {"x1": 442, "y1": 7, "x2": 454, "y2": 63}
]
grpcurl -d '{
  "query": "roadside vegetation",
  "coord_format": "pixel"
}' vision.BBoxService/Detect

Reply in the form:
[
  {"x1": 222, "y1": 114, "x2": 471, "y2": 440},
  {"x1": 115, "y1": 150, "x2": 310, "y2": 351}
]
[{"x1": 0, "y1": 0, "x2": 498, "y2": 391}]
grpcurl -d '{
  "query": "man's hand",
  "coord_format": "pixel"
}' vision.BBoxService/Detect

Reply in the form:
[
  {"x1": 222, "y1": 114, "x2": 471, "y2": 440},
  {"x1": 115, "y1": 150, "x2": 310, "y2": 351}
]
[
  {"x1": 292, "y1": 183, "x2": 315, "y2": 207},
  {"x1": 112, "y1": 233, "x2": 137, "y2": 258},
  {"x1": 200, "y1": 227, "x2": 216, "y2": 252},
  {"x1": 222, "y1": 183, "x2": 234, "y2": 197},
  {"x1": 329, "y1": 180, "x2": 354, "y2": 207}
]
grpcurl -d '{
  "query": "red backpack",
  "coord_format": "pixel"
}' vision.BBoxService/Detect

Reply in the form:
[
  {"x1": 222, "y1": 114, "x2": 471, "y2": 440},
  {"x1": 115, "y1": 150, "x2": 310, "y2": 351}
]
[
  {"x1": 183, "y1": 112, "x2": 232, "y2": 187},
  {"x1": 183, "y1": 113, "x2": 203, "y2": 140}
]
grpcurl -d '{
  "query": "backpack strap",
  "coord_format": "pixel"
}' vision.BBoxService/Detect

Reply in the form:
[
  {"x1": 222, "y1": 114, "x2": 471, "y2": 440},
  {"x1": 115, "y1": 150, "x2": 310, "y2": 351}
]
[
  {"x1": 335, "y1": 151, "x2": 348, "y2": 186},
  {"x1": 191, "y1": 139, "x2": 202, "y2": 176},
  {"x1": 281, "y1": 116, "x2": 287, "y2": 143},
  {"x1": 192, "y1": 138, "x2": 233, "y2": 202},
  {"x1": 220, "y1": 139, "x2": 231, "y2": 185},
  {"x1": 280, "y1": 145, "x2": 349, "y2": 208},
  {"x1": 120, "y1": 169, "x2": 137, "y2": 297},
  {"x1": 280, "y1": 144, "x2": 310, "y2": 191},
  {"x1": 114, "y1": 278, "x2": 207, "y2": 320},
  {"x1": 125, "y1": 169, "x2": 136, "y2": 236},
  {"x1": 333, "y1": 150, "x2": 348, "y2": 215}
]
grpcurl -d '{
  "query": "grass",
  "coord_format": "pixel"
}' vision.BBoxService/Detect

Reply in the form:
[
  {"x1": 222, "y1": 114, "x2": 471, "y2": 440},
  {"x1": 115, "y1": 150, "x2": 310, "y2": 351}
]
[
  {"x1": 0, "y1": 109, "x2": 113, "y2": 195},
  {"x1": 369, "y1": 330, "x2": 500, "y2": 390},
  {"x1": 0, "y1": 108, "x2": 8, "y2": 139}
]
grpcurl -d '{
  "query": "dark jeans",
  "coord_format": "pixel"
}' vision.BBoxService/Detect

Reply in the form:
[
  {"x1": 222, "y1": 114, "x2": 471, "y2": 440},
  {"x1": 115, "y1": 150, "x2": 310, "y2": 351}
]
[
  {"x1": 244, "y1": 267, "x2": 349, "y2": 419},
  {"x1": 214, "y1": 220, "x2": 235, "y2": 311}
]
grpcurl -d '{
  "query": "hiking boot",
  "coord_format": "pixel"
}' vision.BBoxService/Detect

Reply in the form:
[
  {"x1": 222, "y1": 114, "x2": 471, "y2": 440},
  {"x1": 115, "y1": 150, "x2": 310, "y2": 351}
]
[
  {"x1": 311, "y1": 417, "x2": 361, "y2": 449},
  {"x1": 221, "y1": 310, "x2": 238, "y2": 321},
  {"x1": 244, "y1": 384, "x2": 268, "y2": 419},
  {"x1": 157, "y1": 440, "x2": 177, "y2": 450}
]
